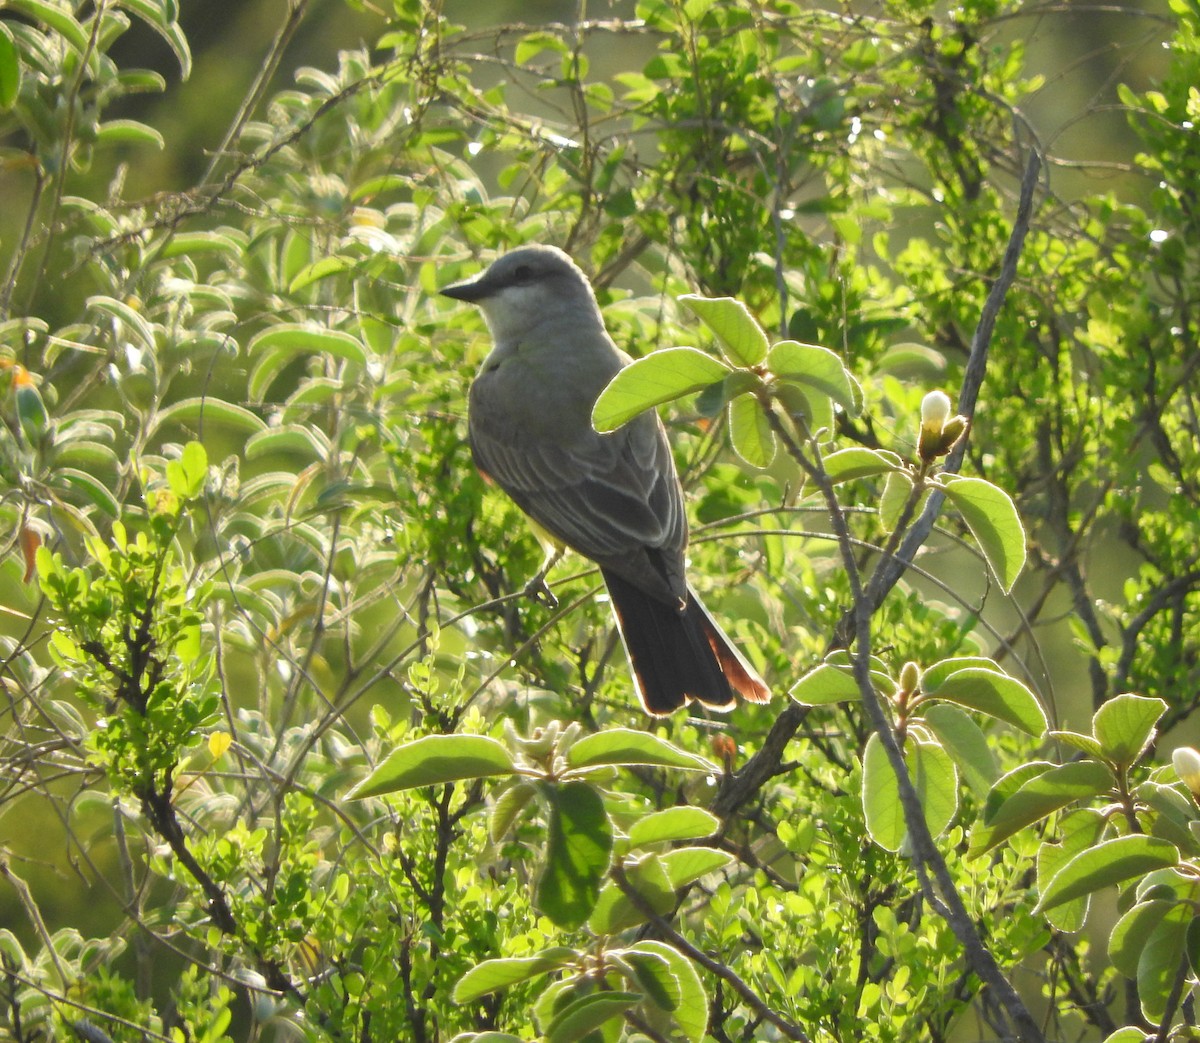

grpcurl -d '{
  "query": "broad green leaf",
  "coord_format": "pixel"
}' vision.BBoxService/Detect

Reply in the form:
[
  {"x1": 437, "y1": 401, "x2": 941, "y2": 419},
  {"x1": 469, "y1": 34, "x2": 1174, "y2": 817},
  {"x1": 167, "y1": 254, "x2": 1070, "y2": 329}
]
[
  {"x1": 1093, "y1": 693, "x2": 1167, "y2": 768},
  {"x1": 863, "y1": 732, "x2": 958, "y2": 852},
  {"x1": 289, "y1": 255, "x2": 355, "y2": 294},
  {"x1": 789, "y1": 663, "x2": 862, "y2": 705},
  {"x1": 1102, "y1": 1031, "x2": 1155, "y2": 1043},
  {"x1": 565, "y1": 729, "x2": 715, "y2": 772},
  {"x1": 1038, "y1": 808, "x2": 1107, "y2": 932},
  {"x1": 592, "y1": 348, "x2": 729, "y2": 432},
  {"x1": 659, "y1": 847, "x2": 733, "y2": 888},
  {"x1": 879, "y1": 469, "x2": 914, "y2": 533},
  {"x1": 95, "y1": 119, "x2": 164, "y2": 149},
  {"x1": 727, "y1": 393, "x2": 775, "y2": 468},
  {"x1": 245, "y1": 426, "x2": 329, "y2": 462},
  {"x1": 346, "y1": 735, "x2": 516, "y2": 799},
  {"x1": 875, "y1": 342, "x2": 947, "y2": 377},
  {"x1": 1048, "y1": 729, "x2": 1105, "y2": 759},
  {"x1": 545, "y1": 991, "x2": 640, "y2": 1043},
  {"x1": 940, "y1": 474, "x2": 1027, "y2": 593},
  {"x1": 967, "y1": 761, "x2": 1113, "y2": 858},
  {"x1": 1137, "y1": 902, "x2": 1192, "y2": 1021},
  {"x1": 489, "y1": 779, "x2": 539, "y2": 842},
  {"x1": 6, "y1": 0, "x2": 89, "y2": 54},
  {"x1": 1109, "y1": 899, "x2": 1177, "y2": 979},
  {"x1": 921, "y1": 703, "x2": 998, "y2": 796},
  {"x1": 57, "y1": 468, "x2": 119, "y2": 517},
  {"x1": 822, "y1": 447, "x2": 903, "y2": 483},
  {"x1": 1136, "y1": 781, "x2": 1198, "y2": 850},
  {"x1": 613, "y1": 949, "x2": 680, "y2": 1011},
  {"x1": 158, "y1": 230, "x2": 246, "y2": 259},
  {"x1": 248, "y1": 323, "x2": 368, "y2": 365},
  {"x1": 152, "y1": 397, "x2": 267, "y2": 436},
  {"x1": 920, "y1": 656, "x2": 1003, "y2": 692},
  {"x1": 87, "y1": 294, "x2": 157, "y2": 352},
  {"x1": 628, "y1": 807, "x2": 719, "y2": 847},
  {"x1": 166, "y1": 441, "x2": 207, "y2": 499},
  {"x1": 767, "y1": 340, "x2": 861, "y2": 415},
  {"x1": 0, "y1": 25, "x2": 19, "y2": 110},
  {"x1": 927, "y1": 667, "x2": 1047, "y2": 736},
  {"x1": 114, "y1": 0, "x2": 192, "y2": 76},
  {"x1": 679, "y1": 294, "x2": 769, "y2": 366},
  {"x1": 452, "y1": 947, "x2": 577, "y2": 1003},
  {"x1": 588, "y1": 854, "x2": 674, "y2": 935},
  {"x1": 628, "y1": 941, "x2": 707, "y2": 1043},
  {"x1": 537, "y1": 781, "x2": 613, "y2": 929},
  {"x1": 1037, "y1": 835, "x2": 1179, "y2": 913}
]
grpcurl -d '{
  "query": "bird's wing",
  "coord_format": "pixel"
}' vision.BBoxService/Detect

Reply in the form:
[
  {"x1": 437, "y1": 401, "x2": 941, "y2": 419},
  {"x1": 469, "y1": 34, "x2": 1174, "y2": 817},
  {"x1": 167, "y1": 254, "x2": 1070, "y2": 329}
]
[{"x1": 470, "y1": 408, "x2": 686, "y2": 573}]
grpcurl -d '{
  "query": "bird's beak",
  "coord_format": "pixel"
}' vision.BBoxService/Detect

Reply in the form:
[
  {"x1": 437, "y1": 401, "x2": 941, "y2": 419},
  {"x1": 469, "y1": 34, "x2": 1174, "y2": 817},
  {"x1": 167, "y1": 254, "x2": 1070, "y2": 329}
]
[{"x1": 440, "y1": 272, "x2": 491, "y2": 302}]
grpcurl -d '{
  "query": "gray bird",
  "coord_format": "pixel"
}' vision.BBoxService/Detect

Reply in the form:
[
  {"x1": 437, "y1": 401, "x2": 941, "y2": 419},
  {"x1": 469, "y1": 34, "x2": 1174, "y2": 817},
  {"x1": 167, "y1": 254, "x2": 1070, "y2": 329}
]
[{"x1": 442, "y1": 245, "x2": 770, "y2": 715}]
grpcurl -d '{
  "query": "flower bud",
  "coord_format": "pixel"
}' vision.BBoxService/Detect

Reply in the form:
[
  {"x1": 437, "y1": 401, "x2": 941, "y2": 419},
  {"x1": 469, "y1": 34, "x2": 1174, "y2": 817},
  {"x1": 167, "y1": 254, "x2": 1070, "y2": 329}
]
[
  {"x1": 1173, "y1": 746, "x2": 1200, "y2": 796},
  {"x1": 920, "y1": 390, "x2": 952, "y2": 429},
  {"x1": 899, "y1": 661, "x2": 921, "y2": 696}
]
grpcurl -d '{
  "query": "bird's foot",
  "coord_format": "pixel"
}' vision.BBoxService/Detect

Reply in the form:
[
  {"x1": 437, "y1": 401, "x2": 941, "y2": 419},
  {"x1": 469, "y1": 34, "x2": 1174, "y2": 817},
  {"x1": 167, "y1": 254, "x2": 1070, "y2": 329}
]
[{"x1": 523, "y1": 574, "x2": 559, "y2": 608}]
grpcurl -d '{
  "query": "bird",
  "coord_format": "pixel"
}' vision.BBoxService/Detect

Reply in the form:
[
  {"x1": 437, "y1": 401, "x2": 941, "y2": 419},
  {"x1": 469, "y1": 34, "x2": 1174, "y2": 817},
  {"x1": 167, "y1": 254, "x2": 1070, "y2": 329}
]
[{"x1": 441, "y1": 245, "x2": 770, "y2": 716}]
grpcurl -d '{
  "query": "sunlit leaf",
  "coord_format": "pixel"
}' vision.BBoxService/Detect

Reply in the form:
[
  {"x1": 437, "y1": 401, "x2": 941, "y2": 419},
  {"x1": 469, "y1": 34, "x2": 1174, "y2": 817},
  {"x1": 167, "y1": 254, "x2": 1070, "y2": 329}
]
[
  {"x1": 537, "y1": 781, "x2": 612, "y2": 929},
  {"x1": 940, "y1": 474, "x2": 1026, "y2": 593},
  {"x1": 592, "y1": 348, "x2": 729, "y2": 431},
  {"x1": 679, "y1": 294, "x2": 769, "y2": 366},
  {"x1": 346, "y1": 735, "x2": 517, "y2": 799}
]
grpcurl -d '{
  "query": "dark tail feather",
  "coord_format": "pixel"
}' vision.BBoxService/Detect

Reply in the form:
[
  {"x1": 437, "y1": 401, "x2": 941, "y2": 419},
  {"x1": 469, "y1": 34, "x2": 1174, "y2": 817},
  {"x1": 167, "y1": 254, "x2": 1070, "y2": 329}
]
[{"x1": 602, "y1": 569, "x2": 771, "y2": 715}]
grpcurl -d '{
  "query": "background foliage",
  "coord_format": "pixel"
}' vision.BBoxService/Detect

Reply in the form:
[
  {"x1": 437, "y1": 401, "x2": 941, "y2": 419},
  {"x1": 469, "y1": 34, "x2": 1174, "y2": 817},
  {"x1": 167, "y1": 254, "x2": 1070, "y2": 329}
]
[{"x1": 2, "y1": 0, "x2": 1199, "y2": 1040}]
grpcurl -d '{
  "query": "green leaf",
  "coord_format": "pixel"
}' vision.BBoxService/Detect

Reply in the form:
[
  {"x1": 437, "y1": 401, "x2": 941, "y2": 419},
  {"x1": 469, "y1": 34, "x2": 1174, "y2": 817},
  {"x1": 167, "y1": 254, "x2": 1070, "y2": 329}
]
[
  {"x1": 489, "y1": 779, "x2": 539, "y2": 842},
  {"x1": 1109, "y1": 899, "x2": 1177, "y2": 979},
  {"x1": 0, "y1": 24, "x2": 20, "y2": 111},
  {"x1": 565, "y1": 729, "x2": 715, "y2": 772},
  {"x1": 659, "y1": 846, "x2": 733, "y2": 888},
  {"x1": 345, "y1": 735, "x2": 517, "y2": 799},
  {"x1": 545, "y1": 991, "x2": 640, "y2": 1043},
  {"x1": 95, "y1": 119, "x2": 165, "y2": 149},
  {"x1": 767, "y1": 340, "x2": 861, "y2": 415},
  {"x1": 537, "y1": 781, "x2": 613, "y2": 929},
  {"x1": 247, "y1": 323, "x2": 368, "y2": 365},
  {"x1": 920, "y1": 703, "x2": 998, "y2": 797},
  {"x1": 1038, "y1": 808, "x2": 1107, "y2": 932},
  {"x1": 87, "y1": 294, "x2": 158, "y2": 352},
  {"x1": 678, "y1": 294, "x2": 769, "y2": 366},
  {"x1": 152, "y1": 397, "x2": 266, "y2": 436},
  {"x1": 591, "y1": 348, "x2": 729, "y2": 432},
  {"x1": 166, "y1": 441, "x2": 207, "y2": 499},
  {"x1": 6, "y1": 0, "x2": 90, "y2": 54},
  {"x1": 628, "y1": 807, "x2": 719, "y2": 847},
  {"x1": 1047, "y1": 729, "x2": 1105, "y2": 760},
  {"x1": 1037, "y1": 835, "x2": 1180, "y2": 913},
  {"x1": 57, "y1": 468, "x2": 119, "y2": 517},
  {"x1": 113, "y1": 0, "x2": 191, "y2": 76},
  {"x1": 920, "y1": 656, "x2": 1002, "y2": 692},
  {"x1": 822, "y1": 447, "x2": 903, "y2": 484},
  {"x1": 613, "y1": 949, "x2": 680, "y2": 1011},
  {"x1": 967, "y1": 761, "x2": 1113, "y2": 858},
  {"x1": 726, "y1": 392, "x2": 775, "y2": 468},
  {"x1": 588, "y1": 854, "x2": 674, "y2": 935},
  {"x1": 625, "y1": 941, "x2": 707, "y2": 1042},
  {"x1": 789, "y1": 662, "x2": 862, "y2": 705},
  {"x1": 1093, "y1": 693, "x2": 1167, "y2": 768},
  {"x1": 862, "y1": 732, "x2": 958, "y2": 852},
  {"x1": 158, "y1": 229, "x2": 245, "y2": 259},
  {"x1": 452, "y1": 947, "x2": 577, "y2": 1003},
  {"x1": 925, "y1": 666, "x2": 1047, "y2": 736},
  {"x1": 1137, "y1": 902, "x2": 1192, "y2": 1021},
  {"x1": 289, "y1": 255, "x2": 355, "y2": 293},
  {"x1": 879, "y1": 469, "x2": 914, "y2": 533},
  {"x1": 939, "y1": 474, "x2": 1027, "y2": 593}
]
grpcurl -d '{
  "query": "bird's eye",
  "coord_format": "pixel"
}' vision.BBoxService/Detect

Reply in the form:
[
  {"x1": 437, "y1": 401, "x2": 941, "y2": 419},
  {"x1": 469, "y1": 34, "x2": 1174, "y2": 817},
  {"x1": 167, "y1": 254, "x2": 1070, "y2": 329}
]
[{"x1": 513, "y1": 265, "x2": 533, "y2": 283}]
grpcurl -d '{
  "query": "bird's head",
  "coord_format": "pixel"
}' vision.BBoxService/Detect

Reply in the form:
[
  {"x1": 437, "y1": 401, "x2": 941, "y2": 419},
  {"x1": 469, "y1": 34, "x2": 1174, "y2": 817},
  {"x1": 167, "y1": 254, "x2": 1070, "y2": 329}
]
[{"x1": 440, "y1": 245, "x2": 603, "y2": 342}]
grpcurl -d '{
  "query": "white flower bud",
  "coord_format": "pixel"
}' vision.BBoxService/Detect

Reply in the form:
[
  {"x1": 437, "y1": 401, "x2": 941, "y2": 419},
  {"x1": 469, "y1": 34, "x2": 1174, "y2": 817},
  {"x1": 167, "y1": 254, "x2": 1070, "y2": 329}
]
[
  {"x1": 920, "y1": 390, "x2": 953, "y2": 430},
  {"x1": 1173, "y1": 746, "x2": 1200, "y2": 793}
]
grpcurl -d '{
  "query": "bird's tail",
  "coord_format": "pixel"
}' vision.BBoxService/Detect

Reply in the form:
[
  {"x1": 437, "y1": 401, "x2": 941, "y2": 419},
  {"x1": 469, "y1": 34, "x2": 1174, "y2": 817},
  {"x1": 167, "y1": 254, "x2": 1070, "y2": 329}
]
[{"x1": 602, "y1": 569, "x2": 771, "y2": 716}]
